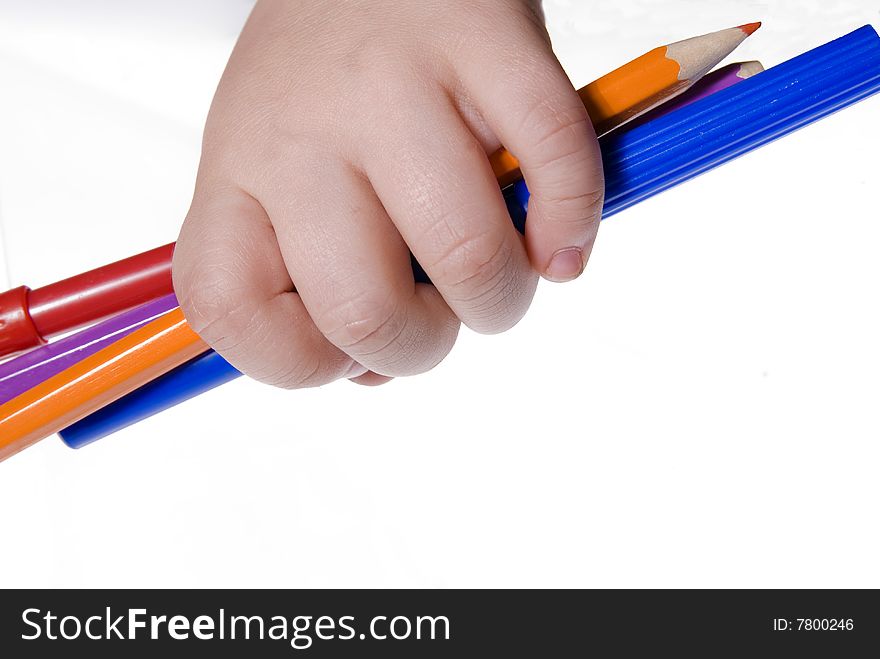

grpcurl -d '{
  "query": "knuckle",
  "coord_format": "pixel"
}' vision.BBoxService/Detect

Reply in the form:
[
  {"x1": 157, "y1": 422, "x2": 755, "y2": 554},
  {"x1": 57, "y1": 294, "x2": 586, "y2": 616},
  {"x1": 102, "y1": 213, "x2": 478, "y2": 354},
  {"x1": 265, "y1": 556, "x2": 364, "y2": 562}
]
[
  {"x1": 177, "y1": 258, "x2": 349, "y2": 389},
  {"x1": 261, "y1": 357, "x2": 326, "y2": 390},
  {"x1": 465, "y1": 266, "x2": 532, "y2": 334},
  {"x1": 319, "y1": 290, "x2": 408, "y2": 359},
  {"x1": 242, "y1": 341, "x2": 349, "y2": 391},
  {"x1": 429, "y1": 229, "x2": 527, "y2": 328},
  {"x1": 537, "y1": 187, "x2": 605, "y2": 228},
  {"x1": 174, "y1": 256, "x2": 253, "y2": 350},
  {"x1": 430, "y1": 229, "x2": 513, "y2": 294},
  {"x1": 520, "y1": 98, "x2": 593, "y2": 170},
  {"x1": 535, "y1": 111, "x2": 590, "y2": 151}
]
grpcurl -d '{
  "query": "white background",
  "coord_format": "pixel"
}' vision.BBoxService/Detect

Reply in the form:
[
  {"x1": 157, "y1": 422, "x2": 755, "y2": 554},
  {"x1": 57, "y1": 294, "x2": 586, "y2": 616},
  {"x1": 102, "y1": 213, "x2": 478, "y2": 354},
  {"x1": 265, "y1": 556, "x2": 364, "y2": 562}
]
[{"x1": 0, "y1": 0, "x2": 878, "y2": 587}]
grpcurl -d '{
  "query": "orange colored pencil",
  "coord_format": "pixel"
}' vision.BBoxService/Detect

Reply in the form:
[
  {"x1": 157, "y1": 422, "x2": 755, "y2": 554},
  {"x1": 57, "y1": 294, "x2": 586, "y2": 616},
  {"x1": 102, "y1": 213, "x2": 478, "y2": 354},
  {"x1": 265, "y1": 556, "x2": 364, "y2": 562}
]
[
  {"x1": 491, "y1": 22, "x2": 761, "y2": 186},
  {"x1": 0, "y1": 308, "x2": 207, "y2": 462}
]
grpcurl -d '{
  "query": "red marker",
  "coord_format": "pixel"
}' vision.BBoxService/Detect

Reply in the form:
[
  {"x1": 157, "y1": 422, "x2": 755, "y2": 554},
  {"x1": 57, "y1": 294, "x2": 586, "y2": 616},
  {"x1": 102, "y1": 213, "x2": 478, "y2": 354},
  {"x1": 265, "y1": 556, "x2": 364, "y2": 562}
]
[{"x1": 0, "y1": 243, "x2": 175, "y2": 357}]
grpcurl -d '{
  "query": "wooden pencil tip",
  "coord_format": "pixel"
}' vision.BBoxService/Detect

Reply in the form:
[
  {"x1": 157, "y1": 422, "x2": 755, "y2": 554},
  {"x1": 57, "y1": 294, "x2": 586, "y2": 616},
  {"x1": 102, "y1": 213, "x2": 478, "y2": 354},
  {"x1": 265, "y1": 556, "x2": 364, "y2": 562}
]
[{"x1": 738, "y1": 22, "x2": 762, "y2": 36}]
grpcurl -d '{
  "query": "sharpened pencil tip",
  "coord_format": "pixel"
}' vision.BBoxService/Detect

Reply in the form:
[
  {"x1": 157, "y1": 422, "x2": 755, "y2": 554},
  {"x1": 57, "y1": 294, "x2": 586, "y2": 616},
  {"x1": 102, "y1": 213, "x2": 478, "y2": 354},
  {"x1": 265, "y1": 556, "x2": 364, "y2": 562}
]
[{"x1": 738, "y1": 22, "x2": 762, "y2": 36}]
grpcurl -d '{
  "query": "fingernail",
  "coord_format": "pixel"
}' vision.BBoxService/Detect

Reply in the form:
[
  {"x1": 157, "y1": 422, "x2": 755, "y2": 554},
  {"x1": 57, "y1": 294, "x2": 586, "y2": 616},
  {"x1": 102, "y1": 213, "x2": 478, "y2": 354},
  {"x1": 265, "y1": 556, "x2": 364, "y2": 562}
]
[
  {"x1": 545, "y1": 247, "x2": 585, "y2": 282},
  {"x1": 345, "y1": 361, "x2": 369, "y2": 378}
]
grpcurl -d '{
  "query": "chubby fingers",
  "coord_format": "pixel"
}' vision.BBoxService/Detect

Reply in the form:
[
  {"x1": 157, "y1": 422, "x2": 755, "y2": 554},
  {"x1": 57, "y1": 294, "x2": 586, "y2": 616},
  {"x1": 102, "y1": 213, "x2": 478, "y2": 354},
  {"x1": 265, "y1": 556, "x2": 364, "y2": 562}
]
[
  {"x1": 257, "y1": 158, "x2": 460, "y2": 378},
  {"x1": 360, "y1": 93, "x2": 538, "y2": 335},
  {"x1": 173, "y1": 184, "x2": 366, "y2": 388},
  {"x1": 455, "y1": 15, "x2": 604, "y2": 283}
]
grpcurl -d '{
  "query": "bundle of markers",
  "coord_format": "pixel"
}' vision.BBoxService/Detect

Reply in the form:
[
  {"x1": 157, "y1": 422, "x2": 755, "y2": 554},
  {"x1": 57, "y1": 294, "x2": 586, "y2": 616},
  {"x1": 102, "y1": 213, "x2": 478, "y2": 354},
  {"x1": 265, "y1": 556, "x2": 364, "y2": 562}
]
[{"x1": 2, "y1": 23, "x2": 880, "y2": 462}]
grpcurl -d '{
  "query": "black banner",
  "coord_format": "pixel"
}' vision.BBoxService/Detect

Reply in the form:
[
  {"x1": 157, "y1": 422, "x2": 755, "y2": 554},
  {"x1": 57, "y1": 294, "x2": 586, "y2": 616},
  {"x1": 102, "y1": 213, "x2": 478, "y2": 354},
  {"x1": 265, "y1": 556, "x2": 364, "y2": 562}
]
[{"x1": 1, "y1": 589, "x2": 876, "y2": 656}]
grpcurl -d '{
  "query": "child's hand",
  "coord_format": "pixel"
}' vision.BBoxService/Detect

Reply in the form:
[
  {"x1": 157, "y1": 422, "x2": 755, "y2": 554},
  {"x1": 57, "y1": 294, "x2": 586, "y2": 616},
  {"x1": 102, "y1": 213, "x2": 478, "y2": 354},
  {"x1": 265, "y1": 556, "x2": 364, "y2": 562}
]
[{"x1": 173, "y1": 0, "x2": 603, "y2": 388}]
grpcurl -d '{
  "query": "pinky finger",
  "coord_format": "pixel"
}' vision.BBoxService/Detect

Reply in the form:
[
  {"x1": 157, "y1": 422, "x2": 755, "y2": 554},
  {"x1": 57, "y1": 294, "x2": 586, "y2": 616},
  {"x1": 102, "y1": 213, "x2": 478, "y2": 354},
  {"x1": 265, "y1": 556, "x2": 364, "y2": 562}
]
[{"x1": 349, "y1": 371, "x2": 395, "y2": 387}]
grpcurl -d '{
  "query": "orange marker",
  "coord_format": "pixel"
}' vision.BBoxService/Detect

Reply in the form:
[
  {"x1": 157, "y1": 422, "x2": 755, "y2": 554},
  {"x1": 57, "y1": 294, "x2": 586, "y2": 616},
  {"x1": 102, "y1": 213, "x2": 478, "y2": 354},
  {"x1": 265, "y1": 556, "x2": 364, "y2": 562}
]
[
  {"x1": 491, "y1": 22, "x2": 761, "y2": 186},
  {"x1": 0, "y1": 308, "x2": 207, "y2": 462}
]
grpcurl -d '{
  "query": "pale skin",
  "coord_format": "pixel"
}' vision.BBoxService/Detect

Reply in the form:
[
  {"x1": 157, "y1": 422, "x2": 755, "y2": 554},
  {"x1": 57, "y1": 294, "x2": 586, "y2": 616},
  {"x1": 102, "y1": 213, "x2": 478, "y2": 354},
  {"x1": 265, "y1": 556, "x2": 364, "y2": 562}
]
[{"x1": 173, "y1": 0, "x2": 604, "y2": 388}]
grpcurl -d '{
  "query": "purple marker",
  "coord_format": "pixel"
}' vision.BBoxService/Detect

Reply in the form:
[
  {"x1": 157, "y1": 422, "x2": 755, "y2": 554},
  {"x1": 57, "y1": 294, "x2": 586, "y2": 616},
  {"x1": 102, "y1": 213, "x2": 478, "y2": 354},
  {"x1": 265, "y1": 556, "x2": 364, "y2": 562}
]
[
  {"x1": 622, "y1": 61, "x2": 764, "y2": 131},
  {"x1": 0, "y1": 293, "x2": 178, "y2": 404}
]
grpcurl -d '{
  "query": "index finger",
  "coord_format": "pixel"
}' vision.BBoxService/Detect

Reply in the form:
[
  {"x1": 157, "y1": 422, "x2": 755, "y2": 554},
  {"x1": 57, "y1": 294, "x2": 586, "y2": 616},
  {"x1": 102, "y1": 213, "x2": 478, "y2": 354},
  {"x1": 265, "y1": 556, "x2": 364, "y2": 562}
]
[{"x1": 457, "y1": 26, "x2": 604, "y2": 283}]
